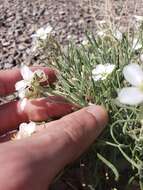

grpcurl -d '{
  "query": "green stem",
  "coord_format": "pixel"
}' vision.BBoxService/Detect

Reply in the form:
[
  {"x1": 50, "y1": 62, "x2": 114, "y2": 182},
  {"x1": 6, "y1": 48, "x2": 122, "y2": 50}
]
[{"x1": 139, "y1": 181, "x2": 143, "y2": 190}]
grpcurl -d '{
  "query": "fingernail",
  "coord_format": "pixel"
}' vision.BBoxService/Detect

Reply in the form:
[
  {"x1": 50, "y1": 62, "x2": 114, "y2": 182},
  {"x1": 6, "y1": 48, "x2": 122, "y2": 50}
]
[{"x1": 86, "y1": 105, "x2": 108, "y2": 128}]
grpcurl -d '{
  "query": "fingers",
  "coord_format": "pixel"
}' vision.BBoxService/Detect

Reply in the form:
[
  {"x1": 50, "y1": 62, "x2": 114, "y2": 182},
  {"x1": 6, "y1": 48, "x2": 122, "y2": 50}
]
[
  {"x1": 0, "y1": 96, "x2": 76, "y2": 134},
  {"x1": 0, "y1": 104, "x2": 107, "y2": 188},
  {"x1": 22, "y1": 105, "x2": 108, "y2": 184},
  {"x1": 0, "y1": 67, "x2": 57, "y2": 96}
]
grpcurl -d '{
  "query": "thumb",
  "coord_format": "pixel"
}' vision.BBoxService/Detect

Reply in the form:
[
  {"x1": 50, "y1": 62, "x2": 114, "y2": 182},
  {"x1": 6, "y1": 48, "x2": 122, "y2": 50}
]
[{"x1": 25, "y1": 105, "x2": 108, "y2": 185}]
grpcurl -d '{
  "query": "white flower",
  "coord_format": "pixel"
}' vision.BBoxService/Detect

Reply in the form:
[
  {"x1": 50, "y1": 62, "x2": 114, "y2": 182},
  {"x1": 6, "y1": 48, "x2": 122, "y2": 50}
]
[
  {"x1": 132, "y1": 38, "x2": 142, "y2": 50},
  {"x1": 118, "y1": 63, "x2": 143, "y2": 105},
  {"x1": 113, "y1": 29, "x2": 123, "y2": 41},
  {"x1": 132, "y1": 15, "x2": 143, "y2": 30},
  {"x1": 16, "y1": 122, "x2": 36, "y2": 139},
  {"x1": 97, "y1": 28, "x2": 123, "y2": 41},
  {"x1": 97, "y1": 31, "x2": 106, "y2": 38},
  {"x1": 133, "y1": 15, "x2": 143, "y2": 22},
  {"x1": 82, "y1": 39, "x2": 88, "y2": 46},
  {"x1": 32, "y1": 25, "x2": 52, "y2": 40},
  {"x1": 92, "y1": 63, "x2": 115, "y2": 81},
  {"x1": 15, "y1": 65, "x2": 47, "y2": 99}
]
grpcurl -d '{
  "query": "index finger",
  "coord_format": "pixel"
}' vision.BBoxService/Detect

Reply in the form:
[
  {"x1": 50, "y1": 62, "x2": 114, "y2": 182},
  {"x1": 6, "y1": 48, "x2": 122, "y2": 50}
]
[
  {"x1": 0, "y1": 67, "x2": 57, "y2": 96},
  {"x1": 16, "y1": 105, "x2": 108, "y2": 185}
]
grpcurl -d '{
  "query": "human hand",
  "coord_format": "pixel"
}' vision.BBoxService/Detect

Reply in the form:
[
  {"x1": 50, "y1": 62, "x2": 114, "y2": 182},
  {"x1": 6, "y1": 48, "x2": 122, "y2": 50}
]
[{"x1": 0, "y1": 67, "x2": 108, "y2": 190}]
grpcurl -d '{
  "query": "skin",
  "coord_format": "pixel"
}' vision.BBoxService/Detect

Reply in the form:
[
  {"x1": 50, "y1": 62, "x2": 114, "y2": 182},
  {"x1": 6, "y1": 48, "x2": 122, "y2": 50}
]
[{"x1": 0, "y1": 67, "x2": 108, "y2": 190}]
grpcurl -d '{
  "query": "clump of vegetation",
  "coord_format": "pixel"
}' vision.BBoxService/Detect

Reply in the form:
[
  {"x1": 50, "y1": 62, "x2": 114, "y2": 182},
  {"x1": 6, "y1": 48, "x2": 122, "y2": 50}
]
[
  {"x1": 29, "y1": 18, "x2": 143, "y2": 189},
  {"x1": 12, "y1": 9, "x2": 143, "y2": 188}
]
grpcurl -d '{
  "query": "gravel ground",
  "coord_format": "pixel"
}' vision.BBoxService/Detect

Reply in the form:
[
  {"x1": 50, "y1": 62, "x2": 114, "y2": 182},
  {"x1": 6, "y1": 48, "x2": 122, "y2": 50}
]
[
  {"x1": 0, "y1": 0, "x2": 143, "y2": 69},
  {"x1": 0, "y1": 0, "x2": 100, "y2": 69},
  {"x1": 0, "y1": 0, "x2": 143, "y2": 189}
]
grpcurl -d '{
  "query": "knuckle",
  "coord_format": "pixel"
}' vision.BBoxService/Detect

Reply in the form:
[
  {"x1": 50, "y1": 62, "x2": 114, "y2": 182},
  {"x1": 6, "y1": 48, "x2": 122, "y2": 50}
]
[
  {"x1": 59, "y1": 110, "x2": 97, "y2": 148},
  {"x1": 62, "y1": 115, "x2": 84, "y2": 142}
]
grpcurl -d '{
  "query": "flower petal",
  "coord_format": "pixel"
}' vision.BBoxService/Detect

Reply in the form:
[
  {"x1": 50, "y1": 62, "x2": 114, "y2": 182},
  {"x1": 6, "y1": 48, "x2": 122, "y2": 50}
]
[
  {"x1": 31, "y1": 34, "x2": 37, "y2": 39},
  {"x1": 20, "y1": 122, "x2": 36, "y2": 135},
  {"x1": 105, "y1": 64, "x2": 115, "y2": 74},
  {"x1": 118, "y1": 87, "x2": 143, "y2": 105},
  {"x1": 113, "y1": 29, "x2": 123, "y2": 41},
  {"x1": 133, "y1": 15, "x2": 143, "y2": 22},
  {"x1": 36, "y1": 28, "x2": 45, "y2": 36},
  {"x1": 18, "y1": 90, "x2": 26, "y2": 99},
  {"x1": 17, "y1": 122, "x2": 36, "y2": 139},
  {"x1": 97, "y1": 31, "x2": 106, "y2": 37},
  {"x1": 92, "y1": 64, "x2": 105, "y2": 75},
  {"x1": 20, "y1": 98, "x2": 27, "y2": 111},
  {"x1": 92, "y1": 64, "x2": 115, "y2": 81},
  {"x1": 21, "y1": 65, "x2": 33, "y2": 81},
  {"x1": 15, "y1": 80, "x2": 27, "y2": 91},
  {"x1": 123, "y1": 63, "x2": 143, "y2": 86},
  {"x1": 28, "y1": 122, "x2": 36, "y2": 133},
  {"x1": 45, "y1": 25, "x2": 52, "y2": 34}
]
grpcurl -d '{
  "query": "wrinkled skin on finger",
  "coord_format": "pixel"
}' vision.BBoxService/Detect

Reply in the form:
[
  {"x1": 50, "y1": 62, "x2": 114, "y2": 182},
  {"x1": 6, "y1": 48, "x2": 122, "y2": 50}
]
[{"x1": 0, "y1": 105, "x2": 108, "y2": 190}]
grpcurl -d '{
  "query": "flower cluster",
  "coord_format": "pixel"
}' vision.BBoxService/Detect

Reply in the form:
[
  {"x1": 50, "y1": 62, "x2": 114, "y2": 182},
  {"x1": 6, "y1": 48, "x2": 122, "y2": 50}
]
[
  {"x1": 13, "y1": 65, "x2": 49, "y2": 139},
  {"x1": 29, "y1": 19, "x2": 143, "y2": 189},
  {"x1": 92, "y1": 63, "x2": 115, "y2": 81},
  {"x1": 15, "y1": 65, "x2": 48, "y2": 110},
  {"x1": 14, "y1": 25, "x2": 53, "y2": 140},
  {"x1": 31, "y1": 25, "x2": 53, "y2": 52},
  {"x1": 97, "y1": 28, "x2": 123, "y2": 41},
  {"x1": 9, "y1": 17, "x2": 143, "y2": 189},
  {"x1": 32, "y1": 25, "x2": 52, "y2": 41},
  {"x1": 15, "y1": 65, "x2": 47, "y2": 99}
]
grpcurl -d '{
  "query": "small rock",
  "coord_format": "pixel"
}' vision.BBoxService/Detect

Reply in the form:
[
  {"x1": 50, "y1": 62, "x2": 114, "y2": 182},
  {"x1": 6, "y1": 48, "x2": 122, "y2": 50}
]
[
  {"x1": 18, "y1": 44, "x2": 27, "y2": 51},
  {"x1": 4, "y1": 62, "x2": 13, "y2": 69},
  {"x1": 2, "y1": 41, "x2": 10, "y2": 47}
]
